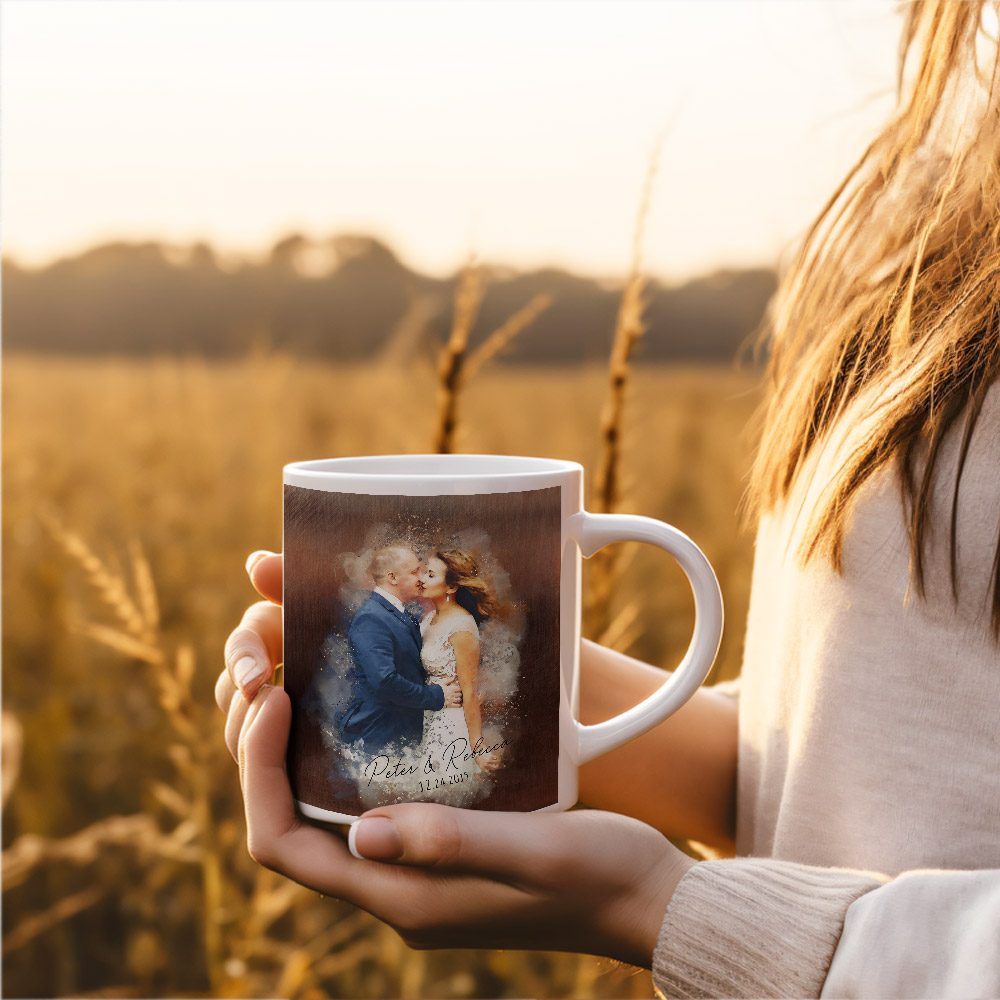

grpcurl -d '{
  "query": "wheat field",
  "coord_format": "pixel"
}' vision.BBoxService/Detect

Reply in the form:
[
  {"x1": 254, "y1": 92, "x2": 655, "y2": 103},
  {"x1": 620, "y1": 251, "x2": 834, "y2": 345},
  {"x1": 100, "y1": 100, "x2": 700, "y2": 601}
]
[{"x1": 2, "y1": 352, "x2": 761, "y2": 999}]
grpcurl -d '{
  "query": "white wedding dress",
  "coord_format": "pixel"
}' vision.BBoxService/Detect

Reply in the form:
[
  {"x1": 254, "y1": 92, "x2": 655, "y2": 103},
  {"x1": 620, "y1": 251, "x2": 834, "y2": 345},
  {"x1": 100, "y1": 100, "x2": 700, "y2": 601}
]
[{"x1": 420, "y1": 610, "x2": 480, "y2": 789}]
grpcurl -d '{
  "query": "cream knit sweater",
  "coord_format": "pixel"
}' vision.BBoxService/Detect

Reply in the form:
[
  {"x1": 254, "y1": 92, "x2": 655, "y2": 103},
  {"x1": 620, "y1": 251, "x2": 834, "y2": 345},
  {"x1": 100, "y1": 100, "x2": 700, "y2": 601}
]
[{"x1": 653, "y1": 383, "x2": 1000, "y2": 999}]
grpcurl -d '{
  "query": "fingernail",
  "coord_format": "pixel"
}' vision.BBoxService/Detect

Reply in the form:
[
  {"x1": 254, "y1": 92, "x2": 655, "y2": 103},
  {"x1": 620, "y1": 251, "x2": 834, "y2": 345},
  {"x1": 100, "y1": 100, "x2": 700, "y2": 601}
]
[
  {"x1": 245, "y1": 550, "x2": 274, "y2": 574},
  {"x1": 234, "y1": 656, "x2": 266, "y2": 692},
  {"x1": 348, "y1": 817, "x2": 403, "y2": 861}
]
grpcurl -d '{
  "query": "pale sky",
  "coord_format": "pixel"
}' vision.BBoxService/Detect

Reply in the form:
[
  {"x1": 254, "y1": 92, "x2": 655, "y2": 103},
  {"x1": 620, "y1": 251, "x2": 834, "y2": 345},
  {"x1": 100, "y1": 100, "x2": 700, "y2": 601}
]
[{"x1": 1, "y1": 0, "x2": 902, "y2": 282}]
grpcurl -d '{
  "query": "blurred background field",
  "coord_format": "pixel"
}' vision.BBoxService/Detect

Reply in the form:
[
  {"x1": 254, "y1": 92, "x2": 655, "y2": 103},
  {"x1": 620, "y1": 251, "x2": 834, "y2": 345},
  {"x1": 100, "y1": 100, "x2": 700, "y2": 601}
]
[{"x1": 2, "y1": 350, "x2": 760, "y2": 998}]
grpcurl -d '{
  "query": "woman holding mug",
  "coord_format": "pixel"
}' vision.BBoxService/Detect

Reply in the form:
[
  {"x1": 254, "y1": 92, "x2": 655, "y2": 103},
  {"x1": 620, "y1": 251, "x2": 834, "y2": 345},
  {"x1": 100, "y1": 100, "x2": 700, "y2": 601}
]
[{"x1": 218, "y1": 2, "x2": 1000, "y2": 994}]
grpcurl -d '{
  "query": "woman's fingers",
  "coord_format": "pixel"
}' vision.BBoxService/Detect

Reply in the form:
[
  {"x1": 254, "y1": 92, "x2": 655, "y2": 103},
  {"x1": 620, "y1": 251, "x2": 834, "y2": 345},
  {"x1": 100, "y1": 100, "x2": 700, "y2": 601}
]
[
  {"x1": 238, "y1": 686, "x2": 369, "y2": 895},
  {"x1": 214, "y1": 667, "x2": 238, "y2": 716},
  {"x1": 219, "y1": 551, "x2": 283, "y2": 707},
  {"x1": 219, "y1": 548, "x2": 683, "y2": 966},
  {"x1": 223, "y1": 600, "x2": 282, "y2": 699},
  {"x1": 248, "y1": 551, "x2": 283, "y2": 604},
  {"x1": 350, "y1": 803, "x2": 628, "y2": 886},
  {"x1": 348, "y1": 803, "x2": 691, "y2": 963},
  {"x1": 238, "y1": 685, "x2": 298, "y2": 845},
  {"x1": 218, "y1": 674, "x2": 365, "y2": 898},
  {"x1": 219, "y1": 652, "x2": 686, "y2": 966},
  {"x1": 221, "y1": 676, "x2": 267, "y2": 763}
]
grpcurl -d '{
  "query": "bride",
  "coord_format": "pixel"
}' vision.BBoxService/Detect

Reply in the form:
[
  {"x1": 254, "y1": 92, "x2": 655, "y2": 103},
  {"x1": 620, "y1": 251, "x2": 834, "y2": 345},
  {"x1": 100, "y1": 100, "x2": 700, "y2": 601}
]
[{"x1": 418, "y1": 548, "x2": 503, "y2": 777}]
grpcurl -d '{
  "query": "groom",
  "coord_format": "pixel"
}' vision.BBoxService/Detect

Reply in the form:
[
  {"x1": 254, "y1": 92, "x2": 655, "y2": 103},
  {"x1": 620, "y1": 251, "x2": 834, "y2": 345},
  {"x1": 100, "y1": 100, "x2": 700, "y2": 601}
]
[{"x1": 340, "y1": 546, "x2": 462, "y2": 752}]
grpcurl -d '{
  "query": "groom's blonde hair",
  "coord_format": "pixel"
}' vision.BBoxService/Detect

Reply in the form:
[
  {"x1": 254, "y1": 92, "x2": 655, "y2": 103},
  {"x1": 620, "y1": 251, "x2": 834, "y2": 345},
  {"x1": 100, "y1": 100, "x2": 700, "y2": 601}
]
[{"x1": 370, "y1": 546, "x2": 414, "y2": 584}]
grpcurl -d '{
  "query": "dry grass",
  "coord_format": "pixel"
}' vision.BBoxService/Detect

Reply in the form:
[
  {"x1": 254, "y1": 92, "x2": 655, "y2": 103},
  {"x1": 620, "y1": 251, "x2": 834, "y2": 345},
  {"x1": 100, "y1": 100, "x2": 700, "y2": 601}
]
[{"x1": 2, "y1": 351, "x2": 761, "y2": 998}]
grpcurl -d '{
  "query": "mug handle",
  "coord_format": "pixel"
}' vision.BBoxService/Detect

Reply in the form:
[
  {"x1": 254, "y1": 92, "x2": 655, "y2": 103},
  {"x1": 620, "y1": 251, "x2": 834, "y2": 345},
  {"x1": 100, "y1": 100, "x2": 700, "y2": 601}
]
[{"x1": 570, "y1": 512, "x2": 724, "y2": 764}]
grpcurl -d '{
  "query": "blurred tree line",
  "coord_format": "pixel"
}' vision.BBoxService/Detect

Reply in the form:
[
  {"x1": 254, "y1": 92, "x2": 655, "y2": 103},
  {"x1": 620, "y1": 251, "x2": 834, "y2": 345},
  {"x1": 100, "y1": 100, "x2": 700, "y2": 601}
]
[{"x1": 1, "y1": 234, "x2": 775, "y2": 362}]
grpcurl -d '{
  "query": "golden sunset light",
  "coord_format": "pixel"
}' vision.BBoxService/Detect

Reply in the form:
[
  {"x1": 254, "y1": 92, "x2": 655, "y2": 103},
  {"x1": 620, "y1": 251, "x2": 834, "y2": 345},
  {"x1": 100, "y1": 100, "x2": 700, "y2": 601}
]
[
  {"x1": 10, "y1": 2, "x2": 995, "y2": 997},
  {"x1": 2, "y1": 0, "x2": 900, "y2": 281}
]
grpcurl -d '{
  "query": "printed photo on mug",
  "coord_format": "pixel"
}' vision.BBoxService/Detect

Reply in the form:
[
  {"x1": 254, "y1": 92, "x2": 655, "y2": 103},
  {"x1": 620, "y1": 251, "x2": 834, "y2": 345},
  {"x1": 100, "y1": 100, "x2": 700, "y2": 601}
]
[
  {"x1": 283, "y1": 482, "x2": 563, "y2": 819},
  {"x1": 284, "y1": 454, "x2": 723, "y2": 826}
]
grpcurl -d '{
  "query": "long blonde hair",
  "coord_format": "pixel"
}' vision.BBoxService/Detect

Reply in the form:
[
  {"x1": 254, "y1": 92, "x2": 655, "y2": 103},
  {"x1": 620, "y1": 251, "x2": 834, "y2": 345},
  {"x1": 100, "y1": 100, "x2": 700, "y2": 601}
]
[{"x1": 746, "y1": 1, "x2": 1000, "y2": 634}]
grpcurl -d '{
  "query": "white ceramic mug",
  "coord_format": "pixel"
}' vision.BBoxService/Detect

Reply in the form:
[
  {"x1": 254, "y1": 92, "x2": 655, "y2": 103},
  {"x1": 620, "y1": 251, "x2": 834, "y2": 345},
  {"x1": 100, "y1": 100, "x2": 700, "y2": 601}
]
[{"x1": 283, "y1": 454, "x2": 723, "y2": 823}]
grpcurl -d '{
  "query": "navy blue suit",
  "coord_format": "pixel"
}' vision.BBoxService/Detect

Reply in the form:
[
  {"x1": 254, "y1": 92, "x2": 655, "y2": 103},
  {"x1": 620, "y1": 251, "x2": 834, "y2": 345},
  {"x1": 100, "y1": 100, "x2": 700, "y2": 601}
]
[{"x1": 340, "y1": 592, "x2": 445, "y2": 751}]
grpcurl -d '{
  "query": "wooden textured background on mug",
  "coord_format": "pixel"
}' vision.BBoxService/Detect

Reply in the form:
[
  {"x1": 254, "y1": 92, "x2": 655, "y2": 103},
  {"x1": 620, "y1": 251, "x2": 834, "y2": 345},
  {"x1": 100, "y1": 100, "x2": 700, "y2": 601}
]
[{"x1": 284, "y1": 484, "x2": 562, "y2": 815}]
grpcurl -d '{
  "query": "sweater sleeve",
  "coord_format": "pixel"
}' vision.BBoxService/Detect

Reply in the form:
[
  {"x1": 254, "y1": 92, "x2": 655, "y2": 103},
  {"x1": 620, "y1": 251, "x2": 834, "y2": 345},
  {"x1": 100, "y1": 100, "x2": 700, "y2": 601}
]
[
  {"x1": 822, "y1": 867, "x2": 1000, "y2": 999},
  {"x1": 653, "y1": 860, "x2": 1000, "y2": 999},
  {"x1": 652, "y1": 858, "x2": 884, "y2": 998}
]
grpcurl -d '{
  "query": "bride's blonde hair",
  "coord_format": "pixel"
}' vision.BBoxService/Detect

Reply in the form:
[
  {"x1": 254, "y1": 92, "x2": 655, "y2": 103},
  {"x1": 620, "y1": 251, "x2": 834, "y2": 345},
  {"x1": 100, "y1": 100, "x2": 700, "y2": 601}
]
[{"x1": 746, "y1": 1, "x2": 1000, "y2": 635}]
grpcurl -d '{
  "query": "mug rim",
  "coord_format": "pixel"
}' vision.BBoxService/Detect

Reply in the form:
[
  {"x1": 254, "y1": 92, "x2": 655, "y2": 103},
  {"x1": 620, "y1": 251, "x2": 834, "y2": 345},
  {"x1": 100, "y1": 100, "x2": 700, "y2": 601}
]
[{"x1": 284, "y1": 454, "x2": 583, "y2": 481}]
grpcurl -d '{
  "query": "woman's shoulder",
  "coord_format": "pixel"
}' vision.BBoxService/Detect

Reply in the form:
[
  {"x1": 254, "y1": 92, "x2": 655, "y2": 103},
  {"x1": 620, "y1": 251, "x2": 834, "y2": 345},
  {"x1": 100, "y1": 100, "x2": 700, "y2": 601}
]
[{"x1": 442, "y1": 608, "x2": 479, "y2": 640}]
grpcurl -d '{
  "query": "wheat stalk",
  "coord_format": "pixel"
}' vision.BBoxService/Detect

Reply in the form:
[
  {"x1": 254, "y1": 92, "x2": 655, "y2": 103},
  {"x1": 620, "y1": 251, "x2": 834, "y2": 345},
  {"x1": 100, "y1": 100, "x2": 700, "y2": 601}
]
[
  {"x1": 593, "y1": 132, "x2": 665, "y2": 515},
  {"x1": 38, "y1": 523, "x2": 232, "y2": 992},
  {"x1": 129, "y1": 537, "x2": 160, "y2": 634},
  {"x1": 2, "y1": 814, "x2": 161, "y2": 889},
  {"x1": 464, "y1": 292, "x2": 554, "y2": 379},
  {"x1": 434, "y1": 255, "x2": 486, "y2": 453},
  {"x1": 2, "y1": 885, "x2": 107, "y2": 956},
  {"x1": 433, "y1": 259, "x2": 555, "y2": 453},
  {"x1": 593, "y1": 274, "x2": 649, "y2": 513},
  {"x1": 72, "y1": 619, "x2": 164, "y2": 664},
  {"x1": 246, "y1": 871, "x2": 312, "y2": 937},
  {"x1": 2, "y1": 711, "x2": 24, "y2": 811},
  {"x1": 312, "y1": 939, "x2": 383, "y2": 980},
  {"x1": 586, "y1": 133, "x2": 667, "y2": 641},
  {"x1": 596, "y1": 599, "x2": 643, "y2": 653},
  {"x1": 42, "y1": 512, "x2": 152, "y2": 641},
  {"x1": 379, "y1": 291, "x2": 441, "y2": 368}
]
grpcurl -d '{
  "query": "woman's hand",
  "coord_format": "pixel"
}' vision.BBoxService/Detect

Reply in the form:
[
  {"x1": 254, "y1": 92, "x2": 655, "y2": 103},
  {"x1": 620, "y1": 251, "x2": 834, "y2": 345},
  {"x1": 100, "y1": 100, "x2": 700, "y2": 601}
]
[{"x1": 216, "y1": 551, "x2": 695, "y2": 967}]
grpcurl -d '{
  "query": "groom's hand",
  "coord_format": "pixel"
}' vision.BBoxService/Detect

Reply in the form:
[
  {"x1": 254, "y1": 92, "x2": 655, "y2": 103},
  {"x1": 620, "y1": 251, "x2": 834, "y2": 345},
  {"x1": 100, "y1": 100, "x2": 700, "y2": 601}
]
[{"x1": 441, "y1": 680, "x2": 463, "y2": 708}]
